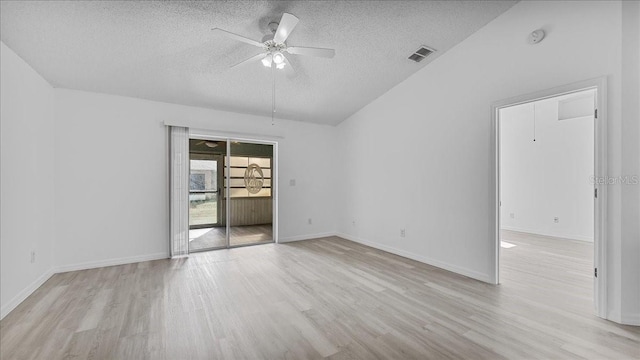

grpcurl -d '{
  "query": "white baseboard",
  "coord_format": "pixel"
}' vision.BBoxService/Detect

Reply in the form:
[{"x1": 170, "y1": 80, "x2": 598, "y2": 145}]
[
  {"x1": 1, "y1": 268, "x2": 54, "y2": 320},
  {"x1": 54, "y1": 252, "x2": 169, "y2": 273},
  {"x1": 500, "y1": 226, "x2": 593, "y2": 242},
  {"x1": 620, "y1": 312, "x2": 640, "y2": 326},
  {"x1": 1, "y1": 252, "x2": 169, "y2": 320},
  {"x1": 336, "y1": 232, "x2": 493, "y2": 283},
  {"x1": 278, "y1": 232, "x2": 337, "y2": 243},
  {"x1": 4, "y1": 239, "x2": 634, "y2": 326}
]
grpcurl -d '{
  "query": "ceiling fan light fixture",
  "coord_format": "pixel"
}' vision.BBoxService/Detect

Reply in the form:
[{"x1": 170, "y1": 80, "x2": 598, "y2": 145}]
[
  {"x1": 261, "y1": 54, "x2": 272, "y2": 67},
  {"x1": 276, "y1": 62, "x2": 286, "y2": 70},
  {"x1": 272, "y1": 51, "x2": 285, "y2": 64}
]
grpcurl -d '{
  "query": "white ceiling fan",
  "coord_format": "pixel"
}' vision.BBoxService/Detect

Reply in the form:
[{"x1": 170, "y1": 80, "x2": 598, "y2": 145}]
[
  {"x1": 212, "y1": 13, "x2": 335, "y2": 71},
  {"x1": 194, "y1": 140, "x2": 219, "y2": 148}
]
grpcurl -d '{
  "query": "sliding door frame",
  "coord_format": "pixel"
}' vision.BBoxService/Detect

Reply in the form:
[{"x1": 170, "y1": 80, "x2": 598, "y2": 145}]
[{"x1": 188, "y1": 131, "x2": 279, "y2": 249}]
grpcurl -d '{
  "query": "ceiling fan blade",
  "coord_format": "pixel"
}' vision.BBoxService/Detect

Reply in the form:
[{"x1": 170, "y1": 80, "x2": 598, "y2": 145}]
[
  {"x1": 286, "y1": 46, "x2": 335, "y2": 58},
  {"x1": 273, "y1": 13, "x2": 299, "y2": 44},
  {"x1": 212, "y1": 28, "x2": 264, "y2": 48},
  {"x1": 281, "y1": 54, "x2": 295, "y2": 75},
  {"x1": 230, "y1": 53, "x2": 266, "y2": 68}
]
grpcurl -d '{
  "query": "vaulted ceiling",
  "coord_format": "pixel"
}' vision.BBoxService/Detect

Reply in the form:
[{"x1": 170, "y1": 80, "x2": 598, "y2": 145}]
[{"x1": 0, "y1": 1, "x2": 515, "y2": 125}]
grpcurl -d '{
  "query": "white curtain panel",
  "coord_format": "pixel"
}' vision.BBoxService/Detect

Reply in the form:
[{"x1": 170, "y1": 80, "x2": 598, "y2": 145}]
[{"x1": 170, "y1": 126, "x2": 189, "y2": 258}]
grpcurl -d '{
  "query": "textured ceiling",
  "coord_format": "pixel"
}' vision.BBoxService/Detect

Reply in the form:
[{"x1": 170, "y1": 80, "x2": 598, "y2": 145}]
[{"x1": 0, "y1": 1, "x2": 516, "y2": 125}]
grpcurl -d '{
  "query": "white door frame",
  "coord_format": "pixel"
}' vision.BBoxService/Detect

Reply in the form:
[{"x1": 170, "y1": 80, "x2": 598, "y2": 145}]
[
  {"x1": 188, "y1": 130, "x2": 279, "y2": 246},
  {"x1": 491, "y1": 77, "x2": 607, "y2": 319}
]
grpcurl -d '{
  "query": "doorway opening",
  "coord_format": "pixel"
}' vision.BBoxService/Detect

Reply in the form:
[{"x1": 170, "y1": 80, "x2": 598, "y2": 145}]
[
  {"x1": 493, "y1": 78, "x2": 607, "y2": 319},
  {"x1": 188, "y1": 138, "x2": 275, "y2": 252}
]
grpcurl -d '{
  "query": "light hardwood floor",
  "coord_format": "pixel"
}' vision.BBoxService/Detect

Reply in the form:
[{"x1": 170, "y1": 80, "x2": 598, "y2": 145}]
[
  {"x1": 189, "y1": 225, "x2": 273, "y2": 251},
  {"x1": 1, "y1": 235, "x2": 638, "y2": 359}
]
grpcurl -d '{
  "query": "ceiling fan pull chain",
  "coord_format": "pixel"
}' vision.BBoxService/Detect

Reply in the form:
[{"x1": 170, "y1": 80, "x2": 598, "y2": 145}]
[
  {"x1": 533, "y1": 103, "x2": 536, "y2": 142},
  {"x1": 212, "y1": 12, "x2": 334, "y2": 125}
]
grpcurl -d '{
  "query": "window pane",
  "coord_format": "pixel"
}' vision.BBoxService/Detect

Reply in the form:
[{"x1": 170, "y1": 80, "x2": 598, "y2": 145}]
[
  {"x1": 190, "y1": 160, "x2": 217, "y2": 190},
  {"x1": 225, "y1": 178, "x2": 246, "y2": 187},
  {"x1": 190, "y1": 174, "x2": 205, "y2": 191},
  {"x1": 225, "y1": 179, "x2": 270, "y2": 189},
  {"x1": 189, "y1": 193, "x2": 218, "y2": 226},
  {"x1": 230, "y1": 188, "x2": 248, "y2": 197},
  {"x1": 250, "y1": 188, "x2": 271, "y2": 197},
  {"x1": 225, "y1": 156, "x2": 248, "y2": 167},
  {"x1": 249, "y1": 157, "x2": 270, "y2": 168},
  {"x1": 227, "y1": 168, "x2": 245, "y2": 178}
]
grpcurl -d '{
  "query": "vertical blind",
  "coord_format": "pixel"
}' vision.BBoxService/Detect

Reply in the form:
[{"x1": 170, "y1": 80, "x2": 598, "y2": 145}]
[{"x1": 170, "y1": 126, "x2": 189, "y2": 258}]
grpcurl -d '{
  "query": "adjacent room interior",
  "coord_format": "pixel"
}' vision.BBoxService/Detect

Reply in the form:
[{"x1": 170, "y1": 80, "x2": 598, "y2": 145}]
[
  {"x1": 499, "y1": 88, "x2": 597, "y2": 314},
  {"x1": 1, "y1": 1, "x2": 639, "y2": 359}
]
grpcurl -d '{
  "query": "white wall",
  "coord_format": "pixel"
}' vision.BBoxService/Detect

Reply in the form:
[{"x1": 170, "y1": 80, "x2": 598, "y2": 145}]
[
  {"x1": 0, "y1": 42, "x2": 55, "y2": 318},
  {"x1": 336, "y1": 0, "x2": 638, "y2": 324},
  {"x1": 500, "y1": 92, "x2": 595, "y2": 241},
  {"x1": 53, "y1": 89, "x2": 338, "y2": 270},
  {"x1": 620, "y1": 0, "x2": 640, "y2": 325}
]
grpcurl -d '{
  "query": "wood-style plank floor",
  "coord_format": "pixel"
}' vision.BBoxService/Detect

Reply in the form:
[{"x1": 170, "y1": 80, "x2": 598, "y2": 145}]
[
  {"x1": 189, "y1": 225, "x2": 273, "y2": 251},
  {"x1": 1, "y1": 235, "x2": 638, "y2": 359}
]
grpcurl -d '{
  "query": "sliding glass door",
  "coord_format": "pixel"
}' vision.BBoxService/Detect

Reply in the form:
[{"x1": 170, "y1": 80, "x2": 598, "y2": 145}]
[
  {"x1": 188, "y1": 137, "x2": 274, "y2": 252},
  {"x1": 228, "y1": 141, "x2": 274, "y2": 247},
  {"x1": 188, "y1": 139, "x2": 227, "y2": 252}
]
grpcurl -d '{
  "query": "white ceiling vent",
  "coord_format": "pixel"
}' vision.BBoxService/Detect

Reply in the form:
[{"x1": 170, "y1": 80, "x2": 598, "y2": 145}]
[{"x1": 408, "y1": 46, "x2": 436, "y2": 62}]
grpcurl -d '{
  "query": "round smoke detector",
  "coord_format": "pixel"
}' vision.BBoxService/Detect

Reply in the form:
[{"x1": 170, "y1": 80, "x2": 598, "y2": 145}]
[{"x1": 528, "y1": 29, "x2": 545, "y2": 44}]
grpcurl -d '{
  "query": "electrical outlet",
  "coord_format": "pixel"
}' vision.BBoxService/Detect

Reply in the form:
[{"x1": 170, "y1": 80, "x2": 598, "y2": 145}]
[
  {"x1": 308, "y1": 218, "x2": 312, "y2": 225},
  {"x1": 510, "y1": 213, "x2": 515, "y2": 219},
  {"x1": 289, "y1": 179, "x2": 296, "y2": 186},
  {"x1": 554, "y1": 217, "x2": 559, "y2": 223},
  {"x1": 352, "y1": 220, "x2": 356, "y2": 226},
  {"x1": 400, "y1": 228, "x2": 406, "y2": 237},
  {"x1": 30, "y1": 251, "x2": 36, "y2": 263}
]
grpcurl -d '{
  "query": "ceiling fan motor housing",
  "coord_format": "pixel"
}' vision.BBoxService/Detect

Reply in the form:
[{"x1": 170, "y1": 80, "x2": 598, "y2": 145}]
[
  {"x1": 268, "y1": 21, "x2": 279, "y2": 34},
  {"x1": 263, "y1": 40, "x2": 286, "y2": 54},
  {"x1": 261, "y1": 21, "x2": 280, "y2": 43}
]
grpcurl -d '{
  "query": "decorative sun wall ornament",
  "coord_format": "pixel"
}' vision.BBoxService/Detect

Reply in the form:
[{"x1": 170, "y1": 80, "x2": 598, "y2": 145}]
[{"x1": 244, "y1": 163, "x2": 265, "y2": 194}]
